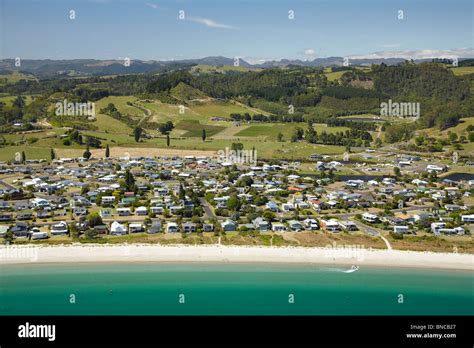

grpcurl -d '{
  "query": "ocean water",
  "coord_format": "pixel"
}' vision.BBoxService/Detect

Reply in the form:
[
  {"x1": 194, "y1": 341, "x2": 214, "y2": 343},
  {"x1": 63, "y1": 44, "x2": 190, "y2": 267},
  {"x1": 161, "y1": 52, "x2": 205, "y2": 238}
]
[{"x1": 0, "y1": 263, "x2": 472, "y2": 315}]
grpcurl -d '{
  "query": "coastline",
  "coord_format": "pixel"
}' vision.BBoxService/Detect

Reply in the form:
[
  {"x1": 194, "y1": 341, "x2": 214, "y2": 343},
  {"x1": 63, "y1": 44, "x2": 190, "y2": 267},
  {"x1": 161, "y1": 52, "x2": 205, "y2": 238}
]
[{"x1": 0, "y1": 244, "x2": 473, "y2": 270}]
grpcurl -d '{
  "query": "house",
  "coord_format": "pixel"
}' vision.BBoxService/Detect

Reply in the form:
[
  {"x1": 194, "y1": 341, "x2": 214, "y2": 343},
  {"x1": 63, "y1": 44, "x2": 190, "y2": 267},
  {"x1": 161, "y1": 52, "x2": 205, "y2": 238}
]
[
  {"x1": 17, "y1": 211, "x2": 34, "y2": 220},
  {"x1": 271, "y1": 223, "x2": 287, "y2": 232},
  {"x1": 362, "y1": 213, "x2": 378, "y2": 223},
  {"x1": 148, "y1": 221, "x2": 162, "y2": 234},
  {"x1": 31, "y1": 229, "x2": 48, "y2": 240},
  {"x1": 438, "y1": 227, "x2": 465, "y2": 235},
  {"x1": 221, "y1": 219, "x2": 237, "y2": 232},
  {"x1": 50, "y1": 221, "x2": 68, "y2": 235},
  {"x1": 426, "y1": 164, "x2": 446, "y2": 173},
  {"x1": 320, "y1": 219, "x2": 341, "y2": 232},
  {"x1": 166, "y1": 222, "x2": 179, "y2": 233},
  {"x1": 117, "y1": 208, "x2": 131, "y2": 216},
  {"x1": 99, "y1": 208, "x2": 113, "y2": 219},
  {"x1": 393, "y1": 225, "x2": 409, "y2": 234},
  {"x1": 129, "y1": 223, "x2": 144, "y2": 233},
  {"x1": 281, "y1": 202, "x2": 295, "y2": 212},
  {"x1": 303, "y1": 218, "x2": 319, "y2": 230},
  {"x1": 0, "y1": 225, "x2": 9, "y2": 237},
  {"x1": 10, "y1": 222, "x2": 29, "y2": 237},
  {"x1": 150, "y1": 206, "x2": 164, "y2": 215},
  {"x1": 31, "y1": 198, "x2": 50, "y2": 208},
  {"x1": 182, "y1": 222, "x2": 197, "y2": 233},
  {"x1": 203, "y1": 223, "x2": 214, "y2": 232},
  {"x1": 136, "y1": 206, "x2": 148, "y2": 216},
  {"x1": 110, "y1": 221, "x2": 127, "y2": 235},
  {"x1": 266, "y1": 201, "x2": 279, "y2": 212},
  {"x1": 101, "y1": 196, "x2": 116, "y2": 205},
  {"x1": 444, "y1": 204, "x2": 461, "y2": 212},
  {"x1": 461, "y1": 214, "x2": 474, "y2": 223},
  {"x1": 0, "y1": 212, "x2": 13, "y2": 222},
  {"x1": 431, "y1": 222, "x2": 446, "y2": 234},
  {"x1": 340, "y1": 220, "x2": 358, "y2": 231},
  {"x1": 253, "y1": 217, "x2": 270, "y2": 231},
  {"x1": 73, "y1": 207, "x2": 87, "y2": 216},
  {"x1": 288, "y1": 220, "x2": 303, "y2": 231}
]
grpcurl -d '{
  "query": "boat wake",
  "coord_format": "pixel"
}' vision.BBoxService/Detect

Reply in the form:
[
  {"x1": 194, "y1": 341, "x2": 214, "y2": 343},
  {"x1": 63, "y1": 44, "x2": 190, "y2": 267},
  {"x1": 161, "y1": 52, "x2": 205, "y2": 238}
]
[{"x1": 343, "y1": 265, "x2": 360, "y2": 273}]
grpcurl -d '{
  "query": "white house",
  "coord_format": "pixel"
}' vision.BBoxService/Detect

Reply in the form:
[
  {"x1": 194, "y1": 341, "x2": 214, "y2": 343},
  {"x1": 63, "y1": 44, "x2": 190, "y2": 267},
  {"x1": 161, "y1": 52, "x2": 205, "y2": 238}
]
[
  {"x1": 303, "y1": 218, "x2": 319, "y2": 230},
  {"x1": 461, "y1": 214, "x2": 474, "y2": 223},
  {"x1": 110, "y1": 221, "x2": 127, "y2": 235},
  {"x1": 50, "y1": 221, "x2": 68, "y2": 235},
  {"x1": 272, "y1": 223, "x2": 286, "y2": 232},
  {"x1": 362, "y1": 213, "x2": 378, "y2": 223},
  {"x1": 321, "y1": 219, "x2": 341, "y2": 232},
  {"x1": 136, "y1": 206, "x2": 148, "y2": 216},
  {"x1": 393, "y1": 225, "x2": 409, "y2": 234},
  {"x1": 101, "y1": 196, "x2": 116, "y2": 204},
  {"x1": 166, "y1": 222, "x2": 179, "y2": 233}
]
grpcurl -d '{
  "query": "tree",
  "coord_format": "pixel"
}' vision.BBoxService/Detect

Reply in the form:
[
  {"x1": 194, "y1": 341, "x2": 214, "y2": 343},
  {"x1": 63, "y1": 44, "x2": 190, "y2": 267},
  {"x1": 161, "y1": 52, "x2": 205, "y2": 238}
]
[
  {"x1": 202, "y1": 129, "x2": 206, "y2": 142},
  {"x1": 158, "y1": 121, "x2": 174, "y2": 135},
  {"x1": 166, "y1": 134, "x2": 170, "y2": 147},
  {"x1": 394, "y1": 166, "x2": 401, "y2": 177},
  {"x1": 50, "y1": 148, "x2": 55, "y2": 160},
  {"x1": 12, "y1": 95, "x2": 26, "y2": 109},
  {"x1": 133, "y1": 127, "x2": 143, "y2": 142},
  {"x1": 469, "y1": 132, "x2": 474, "y2": 142},
  {"x1": 227, "y1": 194, "x2": 241, "y2": 211},
  {"x1": 124, "y1": 169, "x2": 136, "y2": 192},
  {"x1": 87, "y1": 212, "x2": 103, "y2": 227},
  {"x1": 83, "y1": 146, "x2": 92, "y2": 160},
  {"x1": 3, "y1": 229, "x2": 14, "y2": 244},
  {"x1": 105, "y1": 144, "x2": 110, "y2": 158},
  {"x1": 231, "y1": 143, "x2": 244, "y2": 151},
  {"x1": 179, "y1": 184, "x2": 186, "y2": 200}
]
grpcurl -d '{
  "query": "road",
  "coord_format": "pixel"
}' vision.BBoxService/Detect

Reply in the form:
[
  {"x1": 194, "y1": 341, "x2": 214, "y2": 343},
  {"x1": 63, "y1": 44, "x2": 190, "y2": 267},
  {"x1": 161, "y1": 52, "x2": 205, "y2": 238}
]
[{"x1": 199, "y1": 197, "x2": 217, "y2": 219}]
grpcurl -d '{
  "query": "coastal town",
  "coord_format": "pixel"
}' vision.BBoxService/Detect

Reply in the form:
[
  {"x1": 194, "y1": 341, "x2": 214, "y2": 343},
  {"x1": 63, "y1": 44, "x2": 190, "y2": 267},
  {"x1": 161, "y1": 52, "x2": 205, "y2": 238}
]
[{"x1": 1, "y1": 147, "x2": 472, "y2": 254}]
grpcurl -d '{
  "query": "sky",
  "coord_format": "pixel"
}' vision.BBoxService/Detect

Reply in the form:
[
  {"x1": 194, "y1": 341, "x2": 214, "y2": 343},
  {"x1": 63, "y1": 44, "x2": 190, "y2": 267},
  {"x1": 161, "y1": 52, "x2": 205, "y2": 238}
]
[{"x1": 0, "y1": 0, "x2": 472, "y2": 63}]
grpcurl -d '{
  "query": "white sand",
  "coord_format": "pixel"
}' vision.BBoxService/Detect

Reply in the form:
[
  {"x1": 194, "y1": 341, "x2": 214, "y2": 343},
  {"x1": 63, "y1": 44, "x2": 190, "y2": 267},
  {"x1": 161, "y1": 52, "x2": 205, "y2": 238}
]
[{"x1": 1, "y1": 244, "x2": 473, "y2": 270}]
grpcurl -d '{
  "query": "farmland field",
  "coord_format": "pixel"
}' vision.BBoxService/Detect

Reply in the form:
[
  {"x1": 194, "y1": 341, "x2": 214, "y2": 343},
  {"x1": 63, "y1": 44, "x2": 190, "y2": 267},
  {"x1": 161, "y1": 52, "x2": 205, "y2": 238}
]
[
  {"x1": 175, "y1": 120, "x2": 225, "y2": 137},
  {"x1": 235, "y1": 123, "x2": 350, "y2": 140}
]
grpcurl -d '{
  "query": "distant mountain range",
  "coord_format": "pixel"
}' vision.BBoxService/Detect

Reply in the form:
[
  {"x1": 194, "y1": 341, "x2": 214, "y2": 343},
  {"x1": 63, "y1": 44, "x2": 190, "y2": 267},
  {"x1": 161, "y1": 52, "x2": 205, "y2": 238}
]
[{"x1": 0, "y1": 56, "x2": 471, "y2": 78}]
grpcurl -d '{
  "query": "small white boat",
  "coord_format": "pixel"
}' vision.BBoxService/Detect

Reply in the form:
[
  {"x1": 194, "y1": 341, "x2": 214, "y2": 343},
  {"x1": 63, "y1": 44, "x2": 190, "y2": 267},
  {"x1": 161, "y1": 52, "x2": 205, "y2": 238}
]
[{"x1": 344, "y1": 265, "x2": 360, "y2": 273}]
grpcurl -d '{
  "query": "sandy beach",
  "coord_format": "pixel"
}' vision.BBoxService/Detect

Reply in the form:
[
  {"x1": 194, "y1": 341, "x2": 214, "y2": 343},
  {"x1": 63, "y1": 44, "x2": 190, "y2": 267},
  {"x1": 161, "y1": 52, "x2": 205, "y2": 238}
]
[{"x1": 0, "y1": 244, "x2": 472, "y2": 270}]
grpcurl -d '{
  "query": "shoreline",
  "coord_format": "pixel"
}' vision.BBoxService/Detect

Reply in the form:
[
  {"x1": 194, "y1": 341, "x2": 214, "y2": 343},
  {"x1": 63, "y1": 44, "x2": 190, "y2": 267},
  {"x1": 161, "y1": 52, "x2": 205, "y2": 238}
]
[{"x1": 1, "y1": 244, "x2": 473, "y2": 271}]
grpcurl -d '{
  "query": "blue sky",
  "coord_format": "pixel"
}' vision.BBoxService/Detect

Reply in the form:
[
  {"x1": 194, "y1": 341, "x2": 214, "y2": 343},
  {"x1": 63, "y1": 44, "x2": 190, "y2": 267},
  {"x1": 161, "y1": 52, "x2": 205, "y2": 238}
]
[{"x1": 1, "y1": 0, "x2": 472, "y2": 62}]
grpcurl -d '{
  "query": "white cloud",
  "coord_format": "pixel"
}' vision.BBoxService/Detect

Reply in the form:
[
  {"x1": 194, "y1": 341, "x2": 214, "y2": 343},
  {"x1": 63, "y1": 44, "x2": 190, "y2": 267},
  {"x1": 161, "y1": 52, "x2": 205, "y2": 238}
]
[
  {"x1": 348, "y1": 48, "x2": 474, "y2": 60},
  {"x1": 146, "y1": 3, "x2": 160, "y2": 9},
  {"x1": 304, "y1": 49, "x2": 316, "y2": 56},
  {"x1": 187, "y1": 16, "x2": 238, "y2": 30}
]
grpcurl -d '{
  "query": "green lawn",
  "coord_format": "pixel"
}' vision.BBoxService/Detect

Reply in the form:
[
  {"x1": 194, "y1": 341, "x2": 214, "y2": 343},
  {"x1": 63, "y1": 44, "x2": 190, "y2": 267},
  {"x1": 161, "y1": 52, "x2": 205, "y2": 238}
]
[
  {"x1": 175, "y1": 120, "x2": 225, "y2": 137},
  {"x1": 0, "y1": 95, "x2": 36, "y2": 106},
  {"x1": 449, "y1": 66, "x2": 474, "y2": 76},
  {"x1": 95, "y1": 96, "x2": 142, "y2": 116},
  {"x1": 0, "y1": 145, "x2": 51, "y2": 161}
]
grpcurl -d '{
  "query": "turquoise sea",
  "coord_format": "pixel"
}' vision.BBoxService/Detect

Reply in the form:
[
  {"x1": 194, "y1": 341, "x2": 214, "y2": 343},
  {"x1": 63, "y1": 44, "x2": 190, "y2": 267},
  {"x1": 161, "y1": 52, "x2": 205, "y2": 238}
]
[{"x1": 0, "y1": 263, "x2": 472, "y2": 315}]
